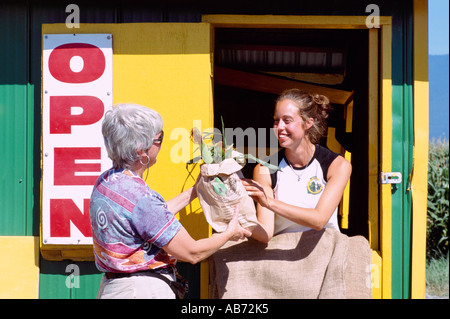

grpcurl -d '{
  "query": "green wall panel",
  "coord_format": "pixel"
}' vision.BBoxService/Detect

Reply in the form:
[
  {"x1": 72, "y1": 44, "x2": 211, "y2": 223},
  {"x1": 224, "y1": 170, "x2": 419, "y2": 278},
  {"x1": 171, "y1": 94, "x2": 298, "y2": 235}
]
[
  {"x1": 39, "y1": 260, "x2": 103, "y2": 299},
  {"x1": 390, "y1": 3, "x2": 414, "y2": 299},
  {"x1": 38, "y1": 260, "x2": 200, "y2": 299},
  {"x1": 0, "y1": 2, "x2": 35, "y2": 235}
]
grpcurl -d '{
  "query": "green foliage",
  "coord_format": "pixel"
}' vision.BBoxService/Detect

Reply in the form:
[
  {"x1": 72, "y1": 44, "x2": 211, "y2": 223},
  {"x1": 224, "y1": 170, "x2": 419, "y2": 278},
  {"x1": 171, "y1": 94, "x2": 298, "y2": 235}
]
[
  {"x1": 427, "y1": 138, "x2": 449, "y2": 260},
  {"x1": 426, "y1": 253, "x2": 449, "y2": 297},
  {"x1": 189, "y1": 117, "x2": 280, "y2": 171}
]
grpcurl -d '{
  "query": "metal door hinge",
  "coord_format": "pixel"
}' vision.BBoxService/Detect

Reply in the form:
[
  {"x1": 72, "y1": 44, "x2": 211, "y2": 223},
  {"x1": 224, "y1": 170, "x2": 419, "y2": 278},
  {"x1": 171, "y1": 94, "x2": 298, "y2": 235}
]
[{"x1": 380, "y1": 172, "x2": 402, "y2": 184}]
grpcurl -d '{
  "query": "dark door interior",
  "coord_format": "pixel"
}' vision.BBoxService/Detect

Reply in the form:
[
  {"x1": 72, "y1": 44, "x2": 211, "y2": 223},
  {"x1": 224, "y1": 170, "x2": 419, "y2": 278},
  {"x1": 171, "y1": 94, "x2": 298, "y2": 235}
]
[{"x1": 213, "y1": 27, "x2": 369, "y2": 237}]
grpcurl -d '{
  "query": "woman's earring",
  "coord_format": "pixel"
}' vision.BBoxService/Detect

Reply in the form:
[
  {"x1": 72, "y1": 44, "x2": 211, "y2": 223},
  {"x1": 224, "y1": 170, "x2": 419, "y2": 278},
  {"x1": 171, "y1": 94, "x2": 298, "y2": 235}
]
[{"x1": 139, "y1": 155, "x2": 150, "y2": 166}]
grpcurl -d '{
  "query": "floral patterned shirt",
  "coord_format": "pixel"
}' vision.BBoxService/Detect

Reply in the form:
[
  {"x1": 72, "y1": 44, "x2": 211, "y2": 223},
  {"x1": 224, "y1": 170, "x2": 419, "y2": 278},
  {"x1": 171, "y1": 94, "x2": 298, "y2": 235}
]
[{"x1": 90, "y1": 168, "x2": 181, "y2": 273}]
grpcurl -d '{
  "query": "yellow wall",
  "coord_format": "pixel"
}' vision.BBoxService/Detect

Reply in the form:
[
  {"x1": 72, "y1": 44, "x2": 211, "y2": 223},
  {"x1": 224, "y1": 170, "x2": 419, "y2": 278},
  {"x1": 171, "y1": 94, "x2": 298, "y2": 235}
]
[{"x1": 0, "y1": 236, "x2": 40, "y2": 298}]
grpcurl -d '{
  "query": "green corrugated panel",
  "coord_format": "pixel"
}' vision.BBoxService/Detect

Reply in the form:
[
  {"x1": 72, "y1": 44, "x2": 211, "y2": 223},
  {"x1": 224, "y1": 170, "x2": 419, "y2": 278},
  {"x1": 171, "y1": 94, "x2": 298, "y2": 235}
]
[
  {"x1": 39, "y1": 260, "x2": 103, "y2": 299},
  {"x1": 0, "y1": 1, "x2": 35, "y2": 235},
  {"x1": 391, "y1": 4, "x2": 414, "y2": 299},
  {"x1": 38, "y1": 260, "x2": 199, "y2": 299}
]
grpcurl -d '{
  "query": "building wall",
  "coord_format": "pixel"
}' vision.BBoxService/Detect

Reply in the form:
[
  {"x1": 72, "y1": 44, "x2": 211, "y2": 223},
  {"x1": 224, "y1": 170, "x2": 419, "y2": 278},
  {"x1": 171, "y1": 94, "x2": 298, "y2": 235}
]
[{"x1": 0, "y1": 0, "x2": 422, "y2": 299}]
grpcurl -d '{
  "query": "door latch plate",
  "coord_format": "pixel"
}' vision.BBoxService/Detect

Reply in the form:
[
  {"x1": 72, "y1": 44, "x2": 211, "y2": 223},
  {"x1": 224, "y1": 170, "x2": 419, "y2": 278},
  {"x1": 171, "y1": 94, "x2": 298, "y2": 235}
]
[{"x1": 380, "y1": 172, "x2": 402, "y2": 184}]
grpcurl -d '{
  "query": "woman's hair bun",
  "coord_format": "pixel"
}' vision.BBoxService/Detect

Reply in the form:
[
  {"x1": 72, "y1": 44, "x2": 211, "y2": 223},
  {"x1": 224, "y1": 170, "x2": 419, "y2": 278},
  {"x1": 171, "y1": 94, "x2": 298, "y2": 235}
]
[{"x1": 312, "y1": 94, "x2": 331, "y2": 118}]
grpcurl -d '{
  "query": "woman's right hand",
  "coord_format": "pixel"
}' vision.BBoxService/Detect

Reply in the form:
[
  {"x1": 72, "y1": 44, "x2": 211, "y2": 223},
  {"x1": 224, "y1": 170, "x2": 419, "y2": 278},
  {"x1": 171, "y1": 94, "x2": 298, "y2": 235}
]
[
  {"x1": 164, "y1": 205, "x2": 250, "y2": 265},
  {"x1": 225, "y1": 205, "x2": 252, "y2": 241},
  {"x1": 241, "y1": 178, "x2": 271, "y2": 208}
]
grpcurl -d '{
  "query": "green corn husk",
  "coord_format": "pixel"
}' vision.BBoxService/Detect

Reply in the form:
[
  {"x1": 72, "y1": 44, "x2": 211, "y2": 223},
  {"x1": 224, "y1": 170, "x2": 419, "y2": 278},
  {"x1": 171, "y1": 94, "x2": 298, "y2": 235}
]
[
  {"x1": 201, "y1": 138, "x2": 213, "y2": 164},
  {"x1": 244, "y1": 153, "x2": 281, "y2": 172},
  {"x1": 188, "y1": 116, "x2": 280, "y2": 171},
  {"x1": 213, "y1": 141, "x2": 223, "y2": 163}
]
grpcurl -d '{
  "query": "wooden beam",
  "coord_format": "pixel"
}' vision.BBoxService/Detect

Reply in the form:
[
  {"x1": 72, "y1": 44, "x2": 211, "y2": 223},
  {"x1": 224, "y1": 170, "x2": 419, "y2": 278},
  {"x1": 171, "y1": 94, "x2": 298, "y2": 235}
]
[
  {"x1": 203, "y1": 15, "x2": 392, "y2": 29},
  {"x1": 214, "y1": 66, "x2": 352, "y2": 105}
]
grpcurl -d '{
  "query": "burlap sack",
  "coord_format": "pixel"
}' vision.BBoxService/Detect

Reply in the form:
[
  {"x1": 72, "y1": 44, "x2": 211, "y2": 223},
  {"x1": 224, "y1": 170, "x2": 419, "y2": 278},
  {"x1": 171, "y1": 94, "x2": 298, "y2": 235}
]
[
  {"x1": 210, "y1": 229, "x2": 373, "y2": 299},
  {"x1": 196, "y1": 158, "x2": 259, "y2": 232}
]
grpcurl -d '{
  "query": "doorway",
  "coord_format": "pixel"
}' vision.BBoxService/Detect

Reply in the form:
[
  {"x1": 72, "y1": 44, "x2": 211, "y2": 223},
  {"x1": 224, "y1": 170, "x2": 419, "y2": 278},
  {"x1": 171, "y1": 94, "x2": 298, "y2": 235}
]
[{"x1": 212, "y1": 27, "x2": 370, "y2": 238}]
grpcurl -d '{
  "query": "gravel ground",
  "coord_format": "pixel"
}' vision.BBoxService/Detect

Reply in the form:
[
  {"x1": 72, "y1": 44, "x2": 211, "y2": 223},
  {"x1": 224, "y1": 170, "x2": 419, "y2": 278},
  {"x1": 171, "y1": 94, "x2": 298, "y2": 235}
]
[{"x1": 425, "y1": 293, "x2": 449, "y2": 299}]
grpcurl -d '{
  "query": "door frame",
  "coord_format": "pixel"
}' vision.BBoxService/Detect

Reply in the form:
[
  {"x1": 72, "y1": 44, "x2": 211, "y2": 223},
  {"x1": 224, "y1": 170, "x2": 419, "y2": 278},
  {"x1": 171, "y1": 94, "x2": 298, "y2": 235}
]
[{"x1": 202, "y1": 14, "x2": 393, "y2": 299}]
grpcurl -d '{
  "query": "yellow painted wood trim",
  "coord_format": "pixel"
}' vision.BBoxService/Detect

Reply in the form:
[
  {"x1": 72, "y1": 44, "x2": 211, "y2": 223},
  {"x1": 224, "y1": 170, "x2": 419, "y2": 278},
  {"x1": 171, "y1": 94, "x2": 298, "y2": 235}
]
[
  {"x1": 202, "y1": 14, "x2": 392, "y2": 29},
  {"x1": 368, "y1": 28, "x2": 379, "y2": 251},
  {"x1": 0, "y1": 236, "x2": 40, "y2": 299},
  {"x1": 380, "y1": 24, "x2": 393, "y2": 299},
  {"x1": 41, "y1": 244, "x2": 94, "y2": 261},
  {"x1": 411, "y1": 0, "x2": 429, "y2": 299},
  {"x1": 340, "y1": 100, "x2": 353, "y2": 229},
  {"x1": 371, "y1": 250, "x2": 383, "y2": 299}
]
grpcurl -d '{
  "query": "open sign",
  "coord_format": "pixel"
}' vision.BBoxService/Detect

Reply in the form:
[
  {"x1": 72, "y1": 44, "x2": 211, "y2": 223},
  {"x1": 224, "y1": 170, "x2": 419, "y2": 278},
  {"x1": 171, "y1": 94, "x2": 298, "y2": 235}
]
[{"x1": 42, "y1": 34, "x2": 112, "y2": 245}]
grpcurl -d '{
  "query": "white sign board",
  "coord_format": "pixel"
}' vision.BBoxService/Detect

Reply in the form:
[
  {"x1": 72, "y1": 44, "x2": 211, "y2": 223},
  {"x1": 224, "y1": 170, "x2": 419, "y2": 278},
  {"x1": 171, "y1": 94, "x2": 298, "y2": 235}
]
[{"x1": 42, "y1": 34, "x2": 112, "y2": 245}]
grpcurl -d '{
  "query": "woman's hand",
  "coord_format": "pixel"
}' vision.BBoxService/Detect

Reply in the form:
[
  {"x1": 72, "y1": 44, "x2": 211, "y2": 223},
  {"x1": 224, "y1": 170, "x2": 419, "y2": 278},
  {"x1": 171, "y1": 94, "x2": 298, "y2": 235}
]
[
  {"x1": 224, "y1": 205, "x2": 252, "y2": 241},
  {"x1": 167, "y1": 172, "x2": 202, "y2": 213},
  {"x1": 241, "y1": 178, "x2": 271, "y2": 209},
  {"x1": 163, "y1": 205, "x2": 251, "y2": 264}
]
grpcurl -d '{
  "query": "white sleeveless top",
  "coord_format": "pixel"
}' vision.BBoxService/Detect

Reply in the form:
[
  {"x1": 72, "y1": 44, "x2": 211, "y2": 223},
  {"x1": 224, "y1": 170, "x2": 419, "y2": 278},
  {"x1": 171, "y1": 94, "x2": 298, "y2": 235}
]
[{"x1": 270, "y1": 145, "x2": 341, "y2": 235}]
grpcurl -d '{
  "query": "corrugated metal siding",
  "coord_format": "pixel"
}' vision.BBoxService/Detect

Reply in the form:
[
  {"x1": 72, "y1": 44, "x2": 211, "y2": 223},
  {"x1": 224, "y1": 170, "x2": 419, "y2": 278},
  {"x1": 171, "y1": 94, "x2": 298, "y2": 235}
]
[
  {"x1": 38, "y1": 259, "x2": 200, "y2": 299},
  {"x1": 390, "y1": 3, "x2": 415, "y2": 299},
  {"x1": 0, "y1": 2, "x2": 33, "y2": 235},
  {"x1": 39, "y1": 260, "x2": 102, "y2": 299}
]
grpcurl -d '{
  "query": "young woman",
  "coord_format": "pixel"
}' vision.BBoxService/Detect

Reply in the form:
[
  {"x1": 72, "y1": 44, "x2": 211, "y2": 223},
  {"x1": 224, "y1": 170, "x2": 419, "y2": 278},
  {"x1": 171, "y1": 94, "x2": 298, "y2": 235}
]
[{"x1": 242, "y1": 89, "x2": 352, "y2": 243}]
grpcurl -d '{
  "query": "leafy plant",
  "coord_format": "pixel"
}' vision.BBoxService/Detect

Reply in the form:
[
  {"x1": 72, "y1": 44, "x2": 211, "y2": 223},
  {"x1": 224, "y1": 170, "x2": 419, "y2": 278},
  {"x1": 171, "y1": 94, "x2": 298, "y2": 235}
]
[
  {"x1": 188, "y1": 117, "x2": 280, "y2": 171},
  {"x1": 427, "y1": 138, "x2": 449, "y2": 260}
]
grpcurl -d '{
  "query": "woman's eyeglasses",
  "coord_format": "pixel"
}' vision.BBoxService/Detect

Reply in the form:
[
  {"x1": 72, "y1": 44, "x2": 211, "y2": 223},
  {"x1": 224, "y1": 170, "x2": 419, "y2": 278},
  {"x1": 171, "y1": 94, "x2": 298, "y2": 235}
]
[{"x1": 153, "y1": 130, "x2": 164, "y2": 144}]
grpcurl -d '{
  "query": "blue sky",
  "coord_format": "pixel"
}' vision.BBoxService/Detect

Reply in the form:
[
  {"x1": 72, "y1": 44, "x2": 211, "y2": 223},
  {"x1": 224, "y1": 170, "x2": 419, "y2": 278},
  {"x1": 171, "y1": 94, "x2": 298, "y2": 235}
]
[{"x1": 429, "y1": 0, "x2": 449, "y2": 55}]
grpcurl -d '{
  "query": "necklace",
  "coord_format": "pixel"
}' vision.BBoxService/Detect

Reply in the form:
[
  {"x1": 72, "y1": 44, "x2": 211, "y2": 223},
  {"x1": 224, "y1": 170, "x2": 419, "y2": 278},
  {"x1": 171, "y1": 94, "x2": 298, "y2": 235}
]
[
  {"x1": 287, "y1": 160, "x2": 305, "y2": 182},
  {"x1": 285, "y1": 145, "x2": 316, "y2": 182},
  {"x1": 286, "y1": 153, "x2": 313, "y2": 182}
]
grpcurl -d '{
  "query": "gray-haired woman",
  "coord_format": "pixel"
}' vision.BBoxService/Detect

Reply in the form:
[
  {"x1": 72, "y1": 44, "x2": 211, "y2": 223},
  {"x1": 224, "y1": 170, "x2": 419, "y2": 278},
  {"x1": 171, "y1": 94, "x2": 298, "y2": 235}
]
[{"x1": 90, "y1": 103, "x2": 251, "y2": 299}]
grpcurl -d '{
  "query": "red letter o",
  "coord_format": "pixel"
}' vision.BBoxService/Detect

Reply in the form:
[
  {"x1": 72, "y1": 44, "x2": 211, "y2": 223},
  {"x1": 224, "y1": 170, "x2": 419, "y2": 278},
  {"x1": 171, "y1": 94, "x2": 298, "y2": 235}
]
[{"x1": 48, "y1": 43, "x2": 106, "y2": 83}]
